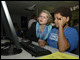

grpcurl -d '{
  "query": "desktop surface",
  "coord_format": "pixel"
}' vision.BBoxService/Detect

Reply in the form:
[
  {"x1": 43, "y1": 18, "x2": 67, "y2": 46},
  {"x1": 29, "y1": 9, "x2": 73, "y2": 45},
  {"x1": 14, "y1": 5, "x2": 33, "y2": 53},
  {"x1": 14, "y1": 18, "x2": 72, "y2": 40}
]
[{"x1": 1, "y1": 37, "x2": 79, "y2": 59}]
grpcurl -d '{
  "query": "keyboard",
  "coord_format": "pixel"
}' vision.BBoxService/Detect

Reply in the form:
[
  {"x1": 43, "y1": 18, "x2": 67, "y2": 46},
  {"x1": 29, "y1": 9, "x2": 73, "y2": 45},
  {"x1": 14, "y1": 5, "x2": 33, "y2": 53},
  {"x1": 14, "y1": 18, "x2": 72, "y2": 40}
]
[{"x1": 20, "y1": 42, "x2": 52, "y2": 57}]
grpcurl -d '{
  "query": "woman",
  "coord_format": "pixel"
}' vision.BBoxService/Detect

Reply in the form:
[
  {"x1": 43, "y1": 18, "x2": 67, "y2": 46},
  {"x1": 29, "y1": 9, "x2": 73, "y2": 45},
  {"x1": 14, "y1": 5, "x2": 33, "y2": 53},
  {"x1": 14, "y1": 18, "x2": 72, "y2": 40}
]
[
  {"x1": 26, "y1": 10, "x2": 53, "y2": 47},
  {"x1": 47, "y1": 6, "x2": 79, "y2": 52}
]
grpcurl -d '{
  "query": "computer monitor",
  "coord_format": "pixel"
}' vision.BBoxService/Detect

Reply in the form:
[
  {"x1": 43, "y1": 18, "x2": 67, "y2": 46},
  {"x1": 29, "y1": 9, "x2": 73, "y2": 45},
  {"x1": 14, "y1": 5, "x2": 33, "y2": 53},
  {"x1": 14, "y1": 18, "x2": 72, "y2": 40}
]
[{"x1": 1, "y1": 1, "x2": 22, "y2": 55}]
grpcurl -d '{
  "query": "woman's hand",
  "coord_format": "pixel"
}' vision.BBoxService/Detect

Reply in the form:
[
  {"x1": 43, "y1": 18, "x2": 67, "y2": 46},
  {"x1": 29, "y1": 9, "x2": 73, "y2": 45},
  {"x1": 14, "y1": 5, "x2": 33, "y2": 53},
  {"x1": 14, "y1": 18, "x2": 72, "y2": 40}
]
[{"x1": 38, "y1": 39, "x2": 47, "y2": 47}]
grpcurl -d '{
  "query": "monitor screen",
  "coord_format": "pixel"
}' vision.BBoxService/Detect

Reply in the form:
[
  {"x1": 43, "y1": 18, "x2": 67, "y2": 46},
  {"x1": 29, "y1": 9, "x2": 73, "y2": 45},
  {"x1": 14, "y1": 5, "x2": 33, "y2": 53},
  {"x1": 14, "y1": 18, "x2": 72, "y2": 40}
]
[{"x1": 1, "y1": 1, "x2": 22, "y2": 55}]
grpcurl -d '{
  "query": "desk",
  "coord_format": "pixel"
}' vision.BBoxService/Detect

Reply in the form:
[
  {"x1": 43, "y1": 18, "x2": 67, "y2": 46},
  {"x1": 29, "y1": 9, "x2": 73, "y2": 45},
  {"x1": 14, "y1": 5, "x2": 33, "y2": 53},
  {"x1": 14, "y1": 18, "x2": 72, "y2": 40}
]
[{"x1": 1, "y1": 37, "x2": 79, "y2": 59}]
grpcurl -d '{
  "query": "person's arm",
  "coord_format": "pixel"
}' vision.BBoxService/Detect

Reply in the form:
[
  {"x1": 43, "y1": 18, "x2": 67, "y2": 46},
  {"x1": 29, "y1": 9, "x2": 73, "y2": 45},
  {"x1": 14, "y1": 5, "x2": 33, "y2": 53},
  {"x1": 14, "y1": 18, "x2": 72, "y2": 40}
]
[
  {"x1": 26, "y1": 22, "x2": 39, "y2": 42},
  {"x1": 58, "y1": 26, "x2": 70, "y2": 52},
  {"x1": 58, "y1": 17, "x2": 70, "y2": 52},
  {"x1": 38, "y1": 39, "x2": 48, "y2": 47}
]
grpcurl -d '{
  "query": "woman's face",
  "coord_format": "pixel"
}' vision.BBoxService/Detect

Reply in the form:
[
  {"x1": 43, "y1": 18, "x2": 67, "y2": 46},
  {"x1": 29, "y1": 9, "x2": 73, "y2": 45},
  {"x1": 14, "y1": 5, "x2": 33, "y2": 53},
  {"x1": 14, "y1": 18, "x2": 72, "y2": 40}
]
[
  {"x1": 54, "y1": 13, "x2": 63, "y2": 28},
  {"x1": 39, "y1": 12, "x2": 48, "y2": 25}
]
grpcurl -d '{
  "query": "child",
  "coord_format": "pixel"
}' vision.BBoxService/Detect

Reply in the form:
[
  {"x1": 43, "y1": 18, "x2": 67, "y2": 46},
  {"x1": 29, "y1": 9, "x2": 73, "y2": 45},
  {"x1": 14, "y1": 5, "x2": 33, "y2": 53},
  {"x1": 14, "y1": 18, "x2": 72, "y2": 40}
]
[{"x1": 47, "y1": 6, "x2": 79, "y2": 52}]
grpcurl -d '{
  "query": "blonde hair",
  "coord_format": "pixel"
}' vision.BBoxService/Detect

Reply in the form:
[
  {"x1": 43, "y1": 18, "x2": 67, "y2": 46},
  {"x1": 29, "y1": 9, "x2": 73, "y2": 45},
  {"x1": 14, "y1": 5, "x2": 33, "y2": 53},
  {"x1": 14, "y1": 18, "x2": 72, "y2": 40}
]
[{"x1": 37, "y1": 10, "x2": 52, "y2": 25}]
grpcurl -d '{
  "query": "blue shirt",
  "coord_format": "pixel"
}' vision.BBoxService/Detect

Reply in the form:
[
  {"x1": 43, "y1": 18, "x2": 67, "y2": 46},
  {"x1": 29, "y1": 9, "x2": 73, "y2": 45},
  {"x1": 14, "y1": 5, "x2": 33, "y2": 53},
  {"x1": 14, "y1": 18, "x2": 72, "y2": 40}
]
[
  {"x1": 16, "y1": 31, "x2": 18, "y2": 35},
  {"x1": 47, "y1": 26, "x2": 79, "y2": 52}
]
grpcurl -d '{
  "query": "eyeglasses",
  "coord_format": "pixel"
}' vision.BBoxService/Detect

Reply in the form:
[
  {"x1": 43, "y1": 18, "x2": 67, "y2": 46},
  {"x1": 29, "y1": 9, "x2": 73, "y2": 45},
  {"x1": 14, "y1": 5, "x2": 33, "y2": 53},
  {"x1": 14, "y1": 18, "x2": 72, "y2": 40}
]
[{"x1": 39, "y1": 16, "x2": 48, "y2": 19}]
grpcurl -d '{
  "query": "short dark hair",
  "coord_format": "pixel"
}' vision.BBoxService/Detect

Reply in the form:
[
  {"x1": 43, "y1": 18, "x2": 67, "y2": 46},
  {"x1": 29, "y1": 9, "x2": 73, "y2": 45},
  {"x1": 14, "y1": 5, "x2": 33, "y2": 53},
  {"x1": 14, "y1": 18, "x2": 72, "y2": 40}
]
[
  {"x1": 54, "y1": 6, "x2": 72, "y2": 23},
  {"x1": 73, "y1": 19, "x2": 79, "y2": 25},
  {"x1": 31, "y1": 14, "x2": 36, "y2": 19}
]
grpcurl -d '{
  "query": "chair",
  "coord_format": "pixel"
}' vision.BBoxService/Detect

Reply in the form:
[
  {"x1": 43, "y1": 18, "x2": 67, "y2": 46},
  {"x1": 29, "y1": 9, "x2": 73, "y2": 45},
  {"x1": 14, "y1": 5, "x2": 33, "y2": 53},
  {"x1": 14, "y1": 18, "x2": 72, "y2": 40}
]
[
  {"x1": 70, "y1": 26, "x2": 79, "y2": 55},
  {"x1": 74, "y1": 41, "x2": 79, "y2": 55}
]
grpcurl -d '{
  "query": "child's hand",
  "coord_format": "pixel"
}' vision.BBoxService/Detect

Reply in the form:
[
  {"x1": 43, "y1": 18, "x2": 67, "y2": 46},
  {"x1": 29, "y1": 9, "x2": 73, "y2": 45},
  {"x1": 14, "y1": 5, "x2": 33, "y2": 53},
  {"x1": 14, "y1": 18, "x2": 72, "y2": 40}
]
[{"x1": 59, "y1": 17, "x2": 67, "y2": 27}]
